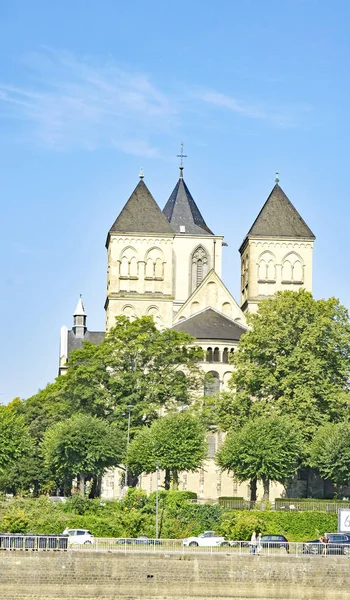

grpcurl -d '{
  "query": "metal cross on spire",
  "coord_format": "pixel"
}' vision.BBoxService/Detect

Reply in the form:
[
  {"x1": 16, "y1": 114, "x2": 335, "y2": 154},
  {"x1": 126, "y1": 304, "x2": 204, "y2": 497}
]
[{"x1": 177, "y1": 142, "x2": 187, "y2": 178}]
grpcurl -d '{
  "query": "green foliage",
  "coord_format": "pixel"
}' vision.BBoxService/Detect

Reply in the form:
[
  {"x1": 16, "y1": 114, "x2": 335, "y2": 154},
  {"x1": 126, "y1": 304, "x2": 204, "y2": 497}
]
[
  {"x1": 42, "y1": 414, "x2": 125, "y2": 488},
  {"x1": 217, "y1": 415, "x2": 303, "y2": 499},
  {"x1": 225, "y1": 290, "x2": 350, "y2": 437},
  {"x1": 0, "y1": 404, "x2": 32, "y2": 471},
  {"x1": 1, "y1": 508, "x2": 29, "y2": 533},
  {"x1": 60, "y1": 316, "x2": 204, "y2": 425},
  {"x1": 309, "y1": 422, "x2": 350, "y2": 489},
  {"x1": 219, "y1": 510, "x2": 337, "y2": 542},
  {"x1": 127, "y1": 412, "x2": 207, "y2": 486},
  {"x1": 0, "y1": 496, "x2": 338, "y2": 541}
]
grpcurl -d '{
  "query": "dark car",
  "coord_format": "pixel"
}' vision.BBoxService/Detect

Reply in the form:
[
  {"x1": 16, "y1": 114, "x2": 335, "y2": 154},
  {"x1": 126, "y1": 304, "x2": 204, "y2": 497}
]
[
  {"x1": 303, "y1": 533, "x2": 350, "y2": 555},
  {"x1": 116, "y1": 536, "x2": 161, "y2": 545},
  {"x1": 260, "y1": 534, "x2": 289, "y2": 553}
]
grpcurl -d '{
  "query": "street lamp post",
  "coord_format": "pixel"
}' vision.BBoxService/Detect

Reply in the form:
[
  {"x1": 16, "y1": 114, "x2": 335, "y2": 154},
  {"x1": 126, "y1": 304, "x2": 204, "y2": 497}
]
[
  {"x1": 156, "y1": 462, "x2": 159, "y2": 539},
  {"x1": 125, "y1": 404, "x2": 133, "y2": 489}
]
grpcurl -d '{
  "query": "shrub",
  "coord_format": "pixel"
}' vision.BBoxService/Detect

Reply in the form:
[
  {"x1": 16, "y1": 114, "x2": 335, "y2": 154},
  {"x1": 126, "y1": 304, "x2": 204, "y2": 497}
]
[{"x1": 1, "y1": 509, "x2": 29, "y2": 533}]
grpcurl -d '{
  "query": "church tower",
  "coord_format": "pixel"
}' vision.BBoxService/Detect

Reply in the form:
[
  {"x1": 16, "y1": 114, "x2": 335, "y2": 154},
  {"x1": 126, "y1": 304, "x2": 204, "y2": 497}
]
[
  {"x1": 163, "y1": 164, "x2": 224, "y2": 316},
  {"x1": 239, "y1": 180, "x2": 315, "y2": 313},
  {"x1": 105, "y1": 176, "x2": 175, "y2": 330}
]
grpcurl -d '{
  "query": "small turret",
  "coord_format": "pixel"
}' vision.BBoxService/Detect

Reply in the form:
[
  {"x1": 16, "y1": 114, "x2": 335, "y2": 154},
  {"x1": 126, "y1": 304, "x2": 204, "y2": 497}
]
[{"x1": 73, "y1": 295, "x2": 87, "y2": 338}]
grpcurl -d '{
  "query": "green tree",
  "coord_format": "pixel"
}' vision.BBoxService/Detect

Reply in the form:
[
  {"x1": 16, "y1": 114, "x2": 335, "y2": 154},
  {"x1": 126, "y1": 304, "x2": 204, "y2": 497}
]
[
  {"x1": 0, "y1": 402, "x2": 31, "y2": 473},
  {"x1": 127, "y1": 412, "x2": 207, "y2": 489},
  {"x1": 59, "y1": 316, "x2": 204, "y2": 429},
  {"x1": 224, "y1": 290, "x2": 350, "y2": 437},
  {"x1": 217, "y1": 416, "x2": 303, "y2": 500},
  {"x1": 42, "y1": 414, "x2": 125, "y2": 496},
  {"x1": 309, "y1": 422, "x2": 350, "y2": 494}
]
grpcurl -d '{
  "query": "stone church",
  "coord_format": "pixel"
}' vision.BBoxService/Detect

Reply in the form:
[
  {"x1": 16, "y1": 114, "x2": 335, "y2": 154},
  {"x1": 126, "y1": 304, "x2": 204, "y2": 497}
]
[{"x1": 59, "y1": 166, "x2": 315, "y2": 501}]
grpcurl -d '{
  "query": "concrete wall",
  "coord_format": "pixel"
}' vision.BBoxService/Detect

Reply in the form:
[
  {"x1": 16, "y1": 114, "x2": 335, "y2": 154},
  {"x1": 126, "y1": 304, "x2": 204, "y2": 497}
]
[{"x1": 1, "y1": 551, "x2": 350, "y2": 600}]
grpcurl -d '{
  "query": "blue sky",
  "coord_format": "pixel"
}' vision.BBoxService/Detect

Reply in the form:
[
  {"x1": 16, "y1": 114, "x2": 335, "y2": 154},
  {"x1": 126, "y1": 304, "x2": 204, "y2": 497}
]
[{"x1": 1, "y1": 0, "x2": 350, "y2": 402}]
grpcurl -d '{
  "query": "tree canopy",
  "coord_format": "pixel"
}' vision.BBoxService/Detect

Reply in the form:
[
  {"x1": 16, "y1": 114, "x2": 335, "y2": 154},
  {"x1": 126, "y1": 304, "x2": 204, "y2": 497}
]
[
  {"x1": 217, "y1": 415, "x2": 303, "y2": 500},
  {"x1": 126, "y1": 412, "x2": 207, "y2": 488},
  {"x1": 58, "y1": 316, "x2": 204, "y2": 428},
  {"x1": 222, "y1": 290, "x2": 350, "y2": 436},
  {"x1": 42, "y1": 414, "x2": 125, "y2": 495},
  {"x1": 309, "y1": 422, "x2": 350, "y2": 492}
]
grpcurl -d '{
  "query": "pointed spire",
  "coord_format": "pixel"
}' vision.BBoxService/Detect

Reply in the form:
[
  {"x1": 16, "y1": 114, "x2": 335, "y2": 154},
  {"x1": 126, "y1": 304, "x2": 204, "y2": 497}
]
[
  {"x1": 243, "y1": 183, "x2": 315, "y2": 241},
  {"x1": 163, "y1": 176, "x2": 214, "y2": 236},
  {"x1": 108, "y1": 179, "x2": 173, "y2": 236},
  {"x1": 73, "y1": 295, "x2": 86, "y2": 316}
]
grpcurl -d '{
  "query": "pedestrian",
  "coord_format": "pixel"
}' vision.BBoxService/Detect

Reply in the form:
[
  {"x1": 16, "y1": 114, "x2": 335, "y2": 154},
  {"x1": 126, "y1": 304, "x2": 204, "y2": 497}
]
[
  {"x1": 320, "y1": 532, "x2": 330, "y2": 557},
  {"x1": 257, "y1": 533, "x2": 262, "y2": 555},
  {"x1": 250, "y1": 531, "x2": 257, "y2": 554}
]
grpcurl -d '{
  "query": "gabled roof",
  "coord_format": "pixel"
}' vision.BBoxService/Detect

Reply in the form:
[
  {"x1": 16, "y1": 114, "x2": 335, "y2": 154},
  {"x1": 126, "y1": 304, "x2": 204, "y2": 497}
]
[
  {"x1": 241, "y1": 184, "x2": 315, "y2": 247},
  {"x1": 173, "y1": 268, "x2": 246, "y2": 325},
  {"x1": 172, "y1": 307, "x2": 247, "y2": 342},
  {"x1": 163, "y1": 177, "x2": 214, "y2": 235},
  {"x1": 109, "y1": 179, "x2": 174, "y2": 236}
]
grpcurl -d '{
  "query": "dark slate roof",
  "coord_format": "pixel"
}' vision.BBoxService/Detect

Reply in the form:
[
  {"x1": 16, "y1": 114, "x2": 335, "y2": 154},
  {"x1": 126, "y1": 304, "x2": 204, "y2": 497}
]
[
  {"x1": 67, "y1": 330, "x2": 105, "y2": 357},
  {"x1": 163, "y1": 177, "x2": 214, "y2": 235},
  {"x1": 245, "y1": 184, "x2": 315, "y2": 240},
  {"x1": 109, "y1": 180, "x2": 174, "y2": 235},
  {"x1": 172, "y1": 308, "x2": 246, "y2": 342}
]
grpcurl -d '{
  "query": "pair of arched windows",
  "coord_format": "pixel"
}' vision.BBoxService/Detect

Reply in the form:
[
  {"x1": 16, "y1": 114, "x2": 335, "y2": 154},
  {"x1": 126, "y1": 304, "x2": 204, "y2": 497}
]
[
  {"x1": 119, "y1": 247, "x2": 164, "y2": 280},
  {"x1": 258, "y1": 251, "x2": 304, "y2": 284}
]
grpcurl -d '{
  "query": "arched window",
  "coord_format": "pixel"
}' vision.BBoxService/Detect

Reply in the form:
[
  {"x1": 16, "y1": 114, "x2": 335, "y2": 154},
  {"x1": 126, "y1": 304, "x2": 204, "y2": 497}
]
[
  {"x1": 282, "y1": 252, "x2": 304, "y2": 283},
  {"x1": 213, "y1": 347, "x2": 220, "y2": 362},
  {"x1": 120, "y1": 247, "x2": 138, "y2": 279},
  {"x1": 191, "y1": 246, "x2": 209, "y2": 292},
  {"x1": 223, "y1": 348, "x2": 229, "y2": 364},
  {"x1": 204, "y1": 371, "x2": 220, "y2": 396},
  {"x1": 206, "y1": 347, "x2": 213, "y2": 362},
  {"x1": 258, "y1": 251, "x2": 276, "y2": 282},
  {"x1": 145, "y1": 247, "x2": 164, "y2": 280}
]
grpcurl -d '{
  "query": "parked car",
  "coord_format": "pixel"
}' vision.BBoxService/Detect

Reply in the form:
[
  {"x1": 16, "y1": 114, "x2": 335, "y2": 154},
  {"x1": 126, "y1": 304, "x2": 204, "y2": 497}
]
[
  {"x1": 303, "y1": 533, "x2": 350, "y2": 555},
  {"x1": 183, "y1": 531, "x2": 226, "y2": 547},
  {"x1": 116, "y1": 536, "x2": 161, "y2": 545},
  {"x1": 62, "y1": 528, "x2": 94, "y2": 545},
  {"x1": 259, "y1": 534, "x2": 289, "y2": 552}
]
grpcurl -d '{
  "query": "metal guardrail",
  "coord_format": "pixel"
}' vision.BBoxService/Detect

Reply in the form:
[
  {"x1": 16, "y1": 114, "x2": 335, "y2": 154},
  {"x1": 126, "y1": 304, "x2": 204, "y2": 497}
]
[
  {"x1": 1, "y1": 535, "x2": 350, "y2": 557},
  {"x1": 0, "y1": 534, "x2": 68, "y2": 551},
  {"x1": 68, "y1": 538, "x2": 350, "y2": 557}
]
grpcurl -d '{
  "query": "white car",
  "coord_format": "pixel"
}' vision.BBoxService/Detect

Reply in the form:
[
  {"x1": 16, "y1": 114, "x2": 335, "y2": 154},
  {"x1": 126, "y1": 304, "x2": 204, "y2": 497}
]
[
  {"x1": 63, "y1": 528, "x2": 94, "y2": 545},
  {"x1": 182, "y1": 531, "x2": 226, "y2": 547}
]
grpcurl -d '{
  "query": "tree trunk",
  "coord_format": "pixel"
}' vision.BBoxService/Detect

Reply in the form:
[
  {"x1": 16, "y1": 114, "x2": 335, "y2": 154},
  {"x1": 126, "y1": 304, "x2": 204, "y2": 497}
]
[
  {"x1": 172, "y1": 469, "x2": 179, "y2": 490},
  {"x1": 77, "y1": 473, "x2": 85, "y2": 496},
  {"x1": 262, "y1": 478, "x2": 270, "y2": 501},
  {"x1": 164, "y1": 469, "x2": 171, "y2": 490},
  {"x1": 250, "y1": 478, "x2": 257, "y2": 502}
]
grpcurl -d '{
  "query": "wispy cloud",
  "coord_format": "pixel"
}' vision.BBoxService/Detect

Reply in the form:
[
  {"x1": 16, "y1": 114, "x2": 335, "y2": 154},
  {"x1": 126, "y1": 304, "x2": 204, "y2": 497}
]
[
  {"x1": 0, "y1": 50, "x2": 311, "y2": 153},
  {"x1": 197, "y1": 90, "x2": 266, "y2": 119},
  {"x1": 0, "y1": 50, "x2": 176, "y2": 153},
  {"x1": 196, "y1": 89, "x2": 311, "y2": 128}
]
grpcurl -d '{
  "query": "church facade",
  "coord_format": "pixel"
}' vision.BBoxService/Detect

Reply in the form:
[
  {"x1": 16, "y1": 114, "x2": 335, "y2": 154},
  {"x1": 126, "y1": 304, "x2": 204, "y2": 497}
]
[{"x1": 59, "y1": 168, "x2": 315, "y2": 501}]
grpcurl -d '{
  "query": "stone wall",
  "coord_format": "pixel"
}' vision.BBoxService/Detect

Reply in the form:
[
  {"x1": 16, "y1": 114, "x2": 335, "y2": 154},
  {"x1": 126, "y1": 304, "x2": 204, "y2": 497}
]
[{"x1": 1, "y1": 550, "x2": 350, "y2": 600}]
